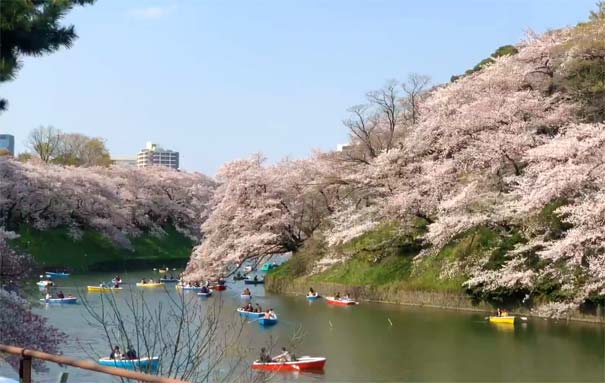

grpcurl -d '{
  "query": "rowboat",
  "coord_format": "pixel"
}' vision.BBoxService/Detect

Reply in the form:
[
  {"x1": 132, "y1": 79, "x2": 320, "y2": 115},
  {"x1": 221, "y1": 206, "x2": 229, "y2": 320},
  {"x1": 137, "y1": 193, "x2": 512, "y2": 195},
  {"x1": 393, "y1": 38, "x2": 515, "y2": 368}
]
[
  {"x1": 36, "y1": 281, "x2": 54, "y2": 287},
  {"x1": 159, "y1": 278, "x2": 179, "y2": 283},
  {"x1": 98, "y1": 356, "x2": 160, "y2": 371},
  {"x1": 236, "y1": 308, "x2": 264, "y2": 318},
  {"x1": 40, "y1": 297, "x2": 78, "y2": 304},
  {"x1": 87, "y1": 285, "x2": 123, "y2": 293},
  {"x1": 252, "y1": 356, "x2": 326, "y2": 371},
  {"x1": 135, "y1": 282, "x2": 164, "y2": 288},
  {"x1": 197, "y1": 291, "x2": 212, "y2": 297},
  {"x1": 261, "y1": 262, "x2": 278, "y2": 272},
  {"x1": 244, "y1": 279, "x2": 264, "y2": 285},
  {"x1": 211, "y1": 284, "x2": 227, "y2": 291},
  {"x1": 241, "y1": 294, "x2": 252, "y2": 300},
  {"x1": 258, "y1": 316, "x2": 278, "y2": 327},
  {"x1": 488, "y1": 316, "x2": 515, "y2": 325},
  {"x1": 307, "y1": 294, "x2": 319, "y2": 301},
  {"x1": 175, "y1": 285, "x2": 204, "y2": 291},
  {"x1": 325, "y1": 297, "x2": 357, "y2": 306},
  {"x1": 233, "y1": 275, "x2": 247, "y2": 281},
  {"x1": 45, "y1": 272, "x2": 70, "y2": 279}
]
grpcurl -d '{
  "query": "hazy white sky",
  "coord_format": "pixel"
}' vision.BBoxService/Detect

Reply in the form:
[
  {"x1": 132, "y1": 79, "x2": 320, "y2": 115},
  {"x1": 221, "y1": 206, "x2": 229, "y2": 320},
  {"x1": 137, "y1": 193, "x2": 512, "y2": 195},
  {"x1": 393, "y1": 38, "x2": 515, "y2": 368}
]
[{"x1": 0, "y1": 0, "x2": 596, "y2": 174}]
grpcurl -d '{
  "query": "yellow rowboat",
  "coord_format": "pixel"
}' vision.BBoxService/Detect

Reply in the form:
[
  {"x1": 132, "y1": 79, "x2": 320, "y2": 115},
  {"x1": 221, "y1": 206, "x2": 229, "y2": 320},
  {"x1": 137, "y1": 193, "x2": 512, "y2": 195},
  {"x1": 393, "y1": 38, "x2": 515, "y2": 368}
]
[
  {"x1": 488, "y1": 316, "x2": 515, "y2": 324},
  {"x1": 87, "y1": 286, "x2": 123, "y2": 293},
  {"x1": 136, "y1": 282, "x2": 165, "y2": 288}
]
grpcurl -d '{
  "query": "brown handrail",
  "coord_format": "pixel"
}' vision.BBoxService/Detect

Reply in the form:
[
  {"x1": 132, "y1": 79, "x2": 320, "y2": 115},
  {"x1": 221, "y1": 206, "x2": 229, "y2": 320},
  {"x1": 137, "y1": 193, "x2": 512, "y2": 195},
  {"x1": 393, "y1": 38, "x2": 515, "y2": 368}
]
[{"x1": 0, "y1": 344, "x2": 190, "y2": 383}]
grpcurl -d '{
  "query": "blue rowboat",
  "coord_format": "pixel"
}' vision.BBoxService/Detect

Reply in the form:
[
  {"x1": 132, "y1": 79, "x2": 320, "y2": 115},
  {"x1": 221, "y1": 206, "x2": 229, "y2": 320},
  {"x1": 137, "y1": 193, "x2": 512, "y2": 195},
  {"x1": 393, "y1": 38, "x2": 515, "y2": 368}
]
[
  {"x1": 236, "y1": 308, "x2": 264, "y2": 318},
  {"x1": 45, "y1": 272, "x2": 70, "y2": 279},
  {"x1": 244, "y1": 279, "x2": 264, "y2": 285},
  {"x1": 40, "y1": 297, "x2": 78, "y2": 304},
  {"x1": 197, "y1": 291, "x2": 212, "y2": 297},
  {"x1": 307, "y1": 294, "x2": 319, "y2": 301},
  {"x1": 98, "y1": 357, "x2": 159, "y2": 371},
  {"x1": 258, "y1": 317, "x2": 278, "y2": 327}
]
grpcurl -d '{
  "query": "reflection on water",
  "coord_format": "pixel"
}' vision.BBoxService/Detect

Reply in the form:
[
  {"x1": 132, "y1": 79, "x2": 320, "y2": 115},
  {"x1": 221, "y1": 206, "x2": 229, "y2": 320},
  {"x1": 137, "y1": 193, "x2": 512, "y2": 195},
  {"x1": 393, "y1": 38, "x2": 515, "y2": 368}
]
[{"x1": 1, "y1": 271, "x2": 603, "y2": 382}]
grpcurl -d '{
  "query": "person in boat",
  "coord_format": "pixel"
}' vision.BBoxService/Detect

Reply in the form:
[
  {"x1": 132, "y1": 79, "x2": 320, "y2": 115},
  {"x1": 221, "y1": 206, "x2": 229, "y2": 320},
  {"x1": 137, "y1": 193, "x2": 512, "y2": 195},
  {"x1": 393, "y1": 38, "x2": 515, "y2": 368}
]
[
  {"x1": 256, "y1": 303, "x2": 262, "y2": 313},
  {"x1": 57, "y1": 291, "x2": 65, "y2": 299},
  {"x1": 259, "y1": 347, "x2": 272, "y2": 363},
  {"x1": 308, "y1": 287, "x2": 316, "y2": 297},
  {"x1": 218, "y1": 277, "x2": 226, "y2": 286},
  {"x1": 264, "y1": 309, "x2": 272, "y2": 319},
  {"x1": 497, "y1": 308, "x2": 502, "y2": 317},
  {"x1": 200, "y1": 285, "x2": 210, "y2": 294},
  {"x1": 140, "y1": 278, "x2": 147, "y2": 284},
  {"x1": 335, "y1": 292, "x2": 341, "y2": 300},
  {"x1": 243, "y1": 288, "x2": 251, "y2": 296},
  {"x1": 125, "y1": 345, "x2": 137, "y2": 360},
  {"x1": 235, "y1": 271, "x2": 243, "y2": 279},
  {"x1": 253, "y1": 275, "x2": 258, "y2": 282},
  {"x1": 45, "y1": 292, "x2": 52, "y2": 301},
  {"x1": 267, "y1": 308, "x2": 276, "y2": 319},
  {"x1": 110, "y1": 346, "x2": 123, "y2": 360},
  {"x1": 344, "y1": 291, "x2": 351, "y2": 300},
  {"x1": 273, "y1": 347, "x2": 292, "y2": 362},
  {"x1": 245, "y1": 303, "x2": 254, "y2": 312}
]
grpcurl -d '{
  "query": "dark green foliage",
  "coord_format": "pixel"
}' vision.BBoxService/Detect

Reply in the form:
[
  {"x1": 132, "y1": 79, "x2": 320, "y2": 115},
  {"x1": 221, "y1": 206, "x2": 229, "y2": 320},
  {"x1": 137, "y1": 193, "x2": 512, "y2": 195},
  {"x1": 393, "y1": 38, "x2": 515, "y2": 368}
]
[
  {"x1": 0, "y1": 0, "x2": 95, "y2": 110},
  {"x1": 551, "y1": 6, "x2": 605, "y2": 122},
  {"x1": 452, "y1": 45, "x2": 519, "y2": 81}
]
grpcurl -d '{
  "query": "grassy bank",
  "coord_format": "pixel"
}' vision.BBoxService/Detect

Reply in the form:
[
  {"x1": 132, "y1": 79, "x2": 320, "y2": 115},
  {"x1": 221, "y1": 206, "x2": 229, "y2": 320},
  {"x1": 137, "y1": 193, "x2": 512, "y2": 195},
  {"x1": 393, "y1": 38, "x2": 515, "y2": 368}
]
[
  {"x1": 9, "y1": 226, "x2": 195, "y2": 272},
  {"x1": 267, "y1": 224, "x2": 523, "y2": 301}
]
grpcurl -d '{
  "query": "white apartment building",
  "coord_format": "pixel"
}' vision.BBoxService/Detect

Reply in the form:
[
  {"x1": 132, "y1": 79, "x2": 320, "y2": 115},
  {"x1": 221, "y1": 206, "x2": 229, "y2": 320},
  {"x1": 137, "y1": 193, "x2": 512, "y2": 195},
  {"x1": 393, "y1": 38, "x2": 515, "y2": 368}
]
[{"x1": 137, "y1": 142, "x2": 179, "y2": 169}]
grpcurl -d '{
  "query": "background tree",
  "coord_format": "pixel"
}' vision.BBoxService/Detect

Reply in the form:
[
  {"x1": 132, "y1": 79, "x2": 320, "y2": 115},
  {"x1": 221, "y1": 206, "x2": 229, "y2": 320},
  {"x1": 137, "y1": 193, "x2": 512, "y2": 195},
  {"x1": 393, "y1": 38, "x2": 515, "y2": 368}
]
[
  {"x1": 401, "y1": 73, "x2": 431, "y2": 126},
  {"x1": 54, "y1": 133, "x2": 111, "y2": 167},
  {"x1": 26, "y1": 125, "x2": 62, "y2": 163},
  {"x1": 0, "y1": 0, "x2": 95, "y2": 111}
]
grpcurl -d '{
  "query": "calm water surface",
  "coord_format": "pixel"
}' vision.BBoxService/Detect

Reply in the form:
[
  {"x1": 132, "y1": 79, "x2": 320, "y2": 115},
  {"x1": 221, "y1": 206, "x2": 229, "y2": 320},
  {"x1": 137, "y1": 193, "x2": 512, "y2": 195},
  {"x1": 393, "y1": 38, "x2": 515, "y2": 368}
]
[{"x1": 2, "y1": 271, "x2": 604, "y2": 382}]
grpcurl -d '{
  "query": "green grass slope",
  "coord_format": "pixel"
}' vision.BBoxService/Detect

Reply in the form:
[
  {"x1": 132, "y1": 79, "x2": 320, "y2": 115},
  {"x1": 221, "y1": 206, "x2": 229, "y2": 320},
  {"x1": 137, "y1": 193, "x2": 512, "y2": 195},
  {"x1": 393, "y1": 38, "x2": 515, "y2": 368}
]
[{"x1": 10, "y1": 226, "x2": 195, "y2": 272}]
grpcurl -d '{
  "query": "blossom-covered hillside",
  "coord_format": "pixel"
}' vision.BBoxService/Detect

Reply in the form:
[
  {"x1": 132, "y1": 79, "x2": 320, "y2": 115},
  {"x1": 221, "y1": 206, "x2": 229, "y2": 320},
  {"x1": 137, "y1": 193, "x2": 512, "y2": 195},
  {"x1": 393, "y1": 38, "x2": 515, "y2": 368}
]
[
  {"x1": 0, "y1": 159, "x2": 215, "y2": 246},
  {"x1": 186, "y1": 14, "x2": 605, "y2": 317}
]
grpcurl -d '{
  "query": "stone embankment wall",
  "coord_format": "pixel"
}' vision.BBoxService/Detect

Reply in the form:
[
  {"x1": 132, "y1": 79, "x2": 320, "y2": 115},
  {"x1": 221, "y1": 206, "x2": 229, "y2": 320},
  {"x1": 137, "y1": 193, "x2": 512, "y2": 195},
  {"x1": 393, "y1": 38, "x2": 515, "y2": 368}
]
[{"x1": 265, "y1": 275, "x2": 605, "y2": 324}]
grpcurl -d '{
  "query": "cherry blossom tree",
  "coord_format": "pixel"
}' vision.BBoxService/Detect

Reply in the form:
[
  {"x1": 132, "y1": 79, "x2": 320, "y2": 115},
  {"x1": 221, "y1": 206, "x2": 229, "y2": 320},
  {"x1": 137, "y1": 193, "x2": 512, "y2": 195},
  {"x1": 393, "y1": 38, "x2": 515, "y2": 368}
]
[{"x1": 0, "y1": 229, "x2": 66, "y2": 370}]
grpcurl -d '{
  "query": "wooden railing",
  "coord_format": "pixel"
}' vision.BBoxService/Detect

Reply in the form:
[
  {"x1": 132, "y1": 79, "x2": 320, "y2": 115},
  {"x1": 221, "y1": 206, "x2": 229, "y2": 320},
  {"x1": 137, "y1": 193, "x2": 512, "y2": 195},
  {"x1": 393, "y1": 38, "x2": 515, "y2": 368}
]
[{"x1": 0, "y1": 344, "x2": 190, "y2": 383}]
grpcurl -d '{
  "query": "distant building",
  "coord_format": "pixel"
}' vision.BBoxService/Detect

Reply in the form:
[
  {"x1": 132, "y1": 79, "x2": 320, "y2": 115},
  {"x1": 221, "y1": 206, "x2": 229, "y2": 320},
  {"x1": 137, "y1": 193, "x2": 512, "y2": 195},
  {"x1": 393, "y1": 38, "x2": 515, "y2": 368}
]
[
  {"x1": 137, "y1": 142, "x2": 179, "y2": 169},
  {"x1": 336, "y1": 143, "x2": 353, "y2": 152},
  {"x1": 111, "y1": 157, "x2": 137, "y2": 168},
  {"x1": 0, "y1": 134, "x2": 15, "y2": 156}
]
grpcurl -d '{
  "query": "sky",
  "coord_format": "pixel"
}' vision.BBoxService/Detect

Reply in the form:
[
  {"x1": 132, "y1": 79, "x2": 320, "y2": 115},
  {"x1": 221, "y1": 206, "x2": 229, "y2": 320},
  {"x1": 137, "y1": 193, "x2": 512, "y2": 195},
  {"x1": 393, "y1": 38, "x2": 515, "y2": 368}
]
[{"x1": 0, "y1": 0, "x2": 597, "y2": 175}]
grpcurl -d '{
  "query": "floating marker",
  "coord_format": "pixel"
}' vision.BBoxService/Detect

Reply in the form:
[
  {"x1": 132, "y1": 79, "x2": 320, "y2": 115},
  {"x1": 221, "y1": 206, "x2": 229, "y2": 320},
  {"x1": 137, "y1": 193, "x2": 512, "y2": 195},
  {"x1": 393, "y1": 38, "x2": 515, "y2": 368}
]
[
  {"x1": 328, "y1": 320, "x2": 333, "y2": 328},
  {"x1": 388, "y1": 318, "x2": 393, "y2": 326}
]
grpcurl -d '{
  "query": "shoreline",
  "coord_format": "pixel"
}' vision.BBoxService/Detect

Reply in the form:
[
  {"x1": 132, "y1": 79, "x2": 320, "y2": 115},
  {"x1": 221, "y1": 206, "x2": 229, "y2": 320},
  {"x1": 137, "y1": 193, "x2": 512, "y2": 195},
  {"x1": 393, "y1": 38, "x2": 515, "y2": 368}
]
[{"x1": 266, "y1": 276, "x2": 605, "y2": 325}]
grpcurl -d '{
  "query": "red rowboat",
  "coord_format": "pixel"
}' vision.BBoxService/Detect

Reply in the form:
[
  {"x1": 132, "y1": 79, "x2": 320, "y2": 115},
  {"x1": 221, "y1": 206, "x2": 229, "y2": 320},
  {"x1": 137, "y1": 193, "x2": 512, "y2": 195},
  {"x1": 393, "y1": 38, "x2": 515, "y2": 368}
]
[
  {"x1": 325, "y1": 296, "x2": 358, "y2": 306},
  {"x1": 252, "y1": 357, "x2": 326, "y2": 371},
  {"x1": 211, "y1": 284, "x2": 226, "y2": 291}
]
